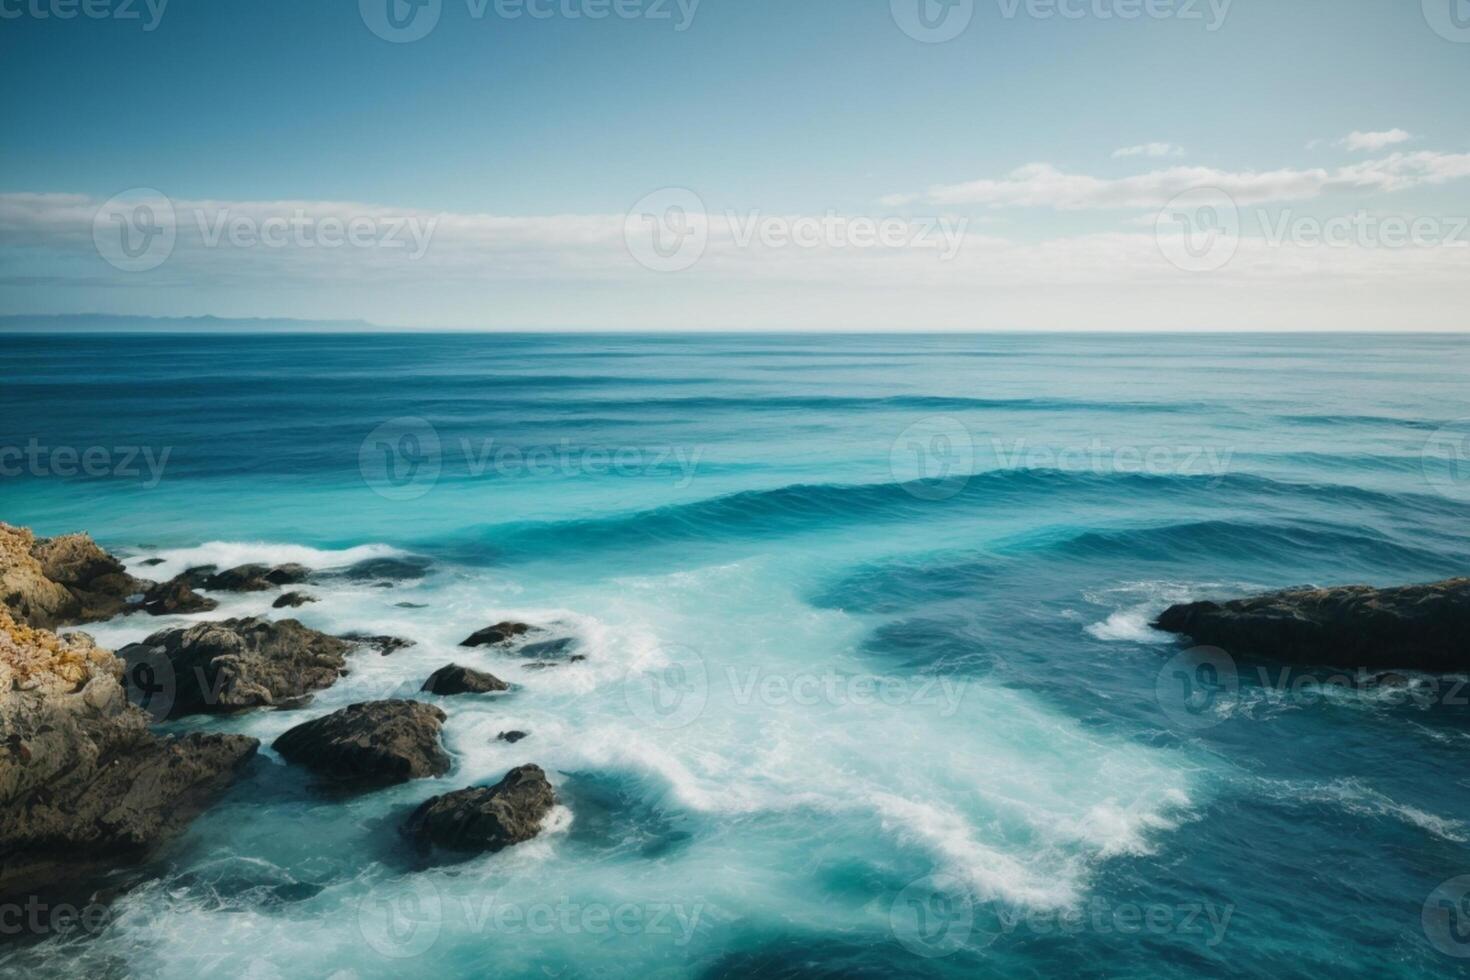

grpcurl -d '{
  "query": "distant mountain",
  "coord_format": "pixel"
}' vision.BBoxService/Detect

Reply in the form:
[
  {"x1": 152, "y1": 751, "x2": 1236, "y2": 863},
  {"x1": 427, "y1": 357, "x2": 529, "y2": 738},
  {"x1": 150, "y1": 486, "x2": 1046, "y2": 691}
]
[{"x1": 0, "y1": 314, "x2": 384, "y2": 333}]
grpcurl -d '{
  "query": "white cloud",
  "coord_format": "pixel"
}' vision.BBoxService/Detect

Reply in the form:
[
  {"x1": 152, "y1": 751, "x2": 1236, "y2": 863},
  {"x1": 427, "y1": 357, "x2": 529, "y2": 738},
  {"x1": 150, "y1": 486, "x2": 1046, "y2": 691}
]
[
  {"x1": 901, "y1": 151, "x2": 1470, "y2": 210},
  {"x1": 1112, "y1": 143, "x2": 1185, "y2": 159},
  {"x1": 3, "y1": 190, "x2": 1467, "y2": 331},
  {"x1": 1339, "y1": 129, "x2": 1412, "y2": 152}
]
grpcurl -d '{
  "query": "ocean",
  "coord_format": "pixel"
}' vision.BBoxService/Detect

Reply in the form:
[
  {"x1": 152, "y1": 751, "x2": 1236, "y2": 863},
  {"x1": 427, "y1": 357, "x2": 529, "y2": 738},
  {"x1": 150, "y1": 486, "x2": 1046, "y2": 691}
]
[{"x1": 2, "y1": 331, "x2": 1469, "y2": 978}]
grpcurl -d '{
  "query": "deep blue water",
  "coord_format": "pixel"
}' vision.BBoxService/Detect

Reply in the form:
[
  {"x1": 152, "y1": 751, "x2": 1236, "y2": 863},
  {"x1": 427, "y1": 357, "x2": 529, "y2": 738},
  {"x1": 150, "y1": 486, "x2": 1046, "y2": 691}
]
[{"x1": 2, "y1": 332, "x2": 1469, "y2": 978}]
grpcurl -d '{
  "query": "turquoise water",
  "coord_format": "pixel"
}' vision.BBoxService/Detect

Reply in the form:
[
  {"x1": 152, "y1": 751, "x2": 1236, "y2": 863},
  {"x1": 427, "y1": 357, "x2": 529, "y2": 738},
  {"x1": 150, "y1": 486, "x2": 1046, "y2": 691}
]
[{"x1": 2, "y1": 332, "x2": 1469, "y2": 978}]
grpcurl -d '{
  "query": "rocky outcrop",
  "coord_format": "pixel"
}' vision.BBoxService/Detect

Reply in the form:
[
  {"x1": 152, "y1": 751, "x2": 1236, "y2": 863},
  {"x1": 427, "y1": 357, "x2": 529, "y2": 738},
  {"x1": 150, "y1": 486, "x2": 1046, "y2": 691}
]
[
  {"x1": 461, "y1": 622, "x2": 537, "y2": 648},
  {"x1": 1154, "y1": 577, "x2": 1470, "y2": 671},
  {"x1": 117, "y1": 618, "x2": 351, "y2": 718},
  {"x1": 273, "y1": 591, "x2": 317, "y2": 609},
  {"x1": 402, "y1": 765, "x2": 556, "y2": 853},
  {"x1": 0, "y1": 524, "x2": 145, "y2": 628},
  {"x1": 142, "y1": 578, "x2": 219, "y2": 616},
  {"x1": 421, "y1": 664, "x2": 509, "y2": 695},
  {"x1": 272, "y1": 700, "x2": 450, "y2": 789},
  {"x1": 0, "y1": 608, "x2": 257, "y2": 899},
  {"x1": 498, "y1": 731, "x2": 528, "y2": 744}
]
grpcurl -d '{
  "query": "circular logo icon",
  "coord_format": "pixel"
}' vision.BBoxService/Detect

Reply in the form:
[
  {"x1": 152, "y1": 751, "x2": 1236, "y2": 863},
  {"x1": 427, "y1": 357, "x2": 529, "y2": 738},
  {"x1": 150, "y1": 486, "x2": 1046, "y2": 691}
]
[
  {"x1": 1155, "y1": 646, "x2": 1239, "y2": 730},
  {"x1": 1422, "y1": 418, "x2": 1470, "y2": 503},
  {"x1": 1423, "y1": 0, "x2": 1470, "y2": 43},
  {"x1": 120, "y1": 646, "x2": 176, "y2": 722},
  {"x1": 92, "y1": 189, "x2": 177, "y2": 273},
  {"x1": 622, "y1": 644, "x2": 709, "y2": 730},
  {"x1": 624, "y1": 188, "x2": 708, "y2": 273},
  {"x1": 890, "y1": 416, "x2": 975, "y2": 501},
  {"x1": 1155, "y1": 187, "x2": 1240, "y2": 273},
  {"x1": 360, "y1": 0, "x2": 442, "y2": 42},
  {"x1": 359, "y1": 417, "x2": 443, "y2": 501},
  {"x1": 357, "y1": 876, "x2": 443, "y2": 959},
  {"x1": 891, "y1": 0, "x2": 975, "y2": 43},
  {"x1": 1424, "y1": 875, "x2": 1470, "y2": 958},
  {"x1": 891, "y1": 874, "x2": 978, "y2": 958}
]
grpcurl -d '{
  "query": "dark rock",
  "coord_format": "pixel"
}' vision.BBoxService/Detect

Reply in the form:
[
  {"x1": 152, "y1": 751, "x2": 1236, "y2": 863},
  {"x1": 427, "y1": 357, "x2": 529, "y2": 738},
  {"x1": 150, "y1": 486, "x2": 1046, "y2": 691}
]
[
  {"x1": 141, "y1": 578, "x2": 219, "y2": 616},
  {"x1": 340, "y1": 633, "x2": 415, "y2": 656},
  {"x1": 1154, "y1": 577, "x2": 1470, "y2": 671},
  {"x1": 176, "y1": 566, "x2": 218, "y2": 590},
  {"x1": 498, "y1": 731, "x2": 528, "y2": 744},
  {"x1": 402, "y1": 765, "x2": 556, "y2": 852},
  {"x1": 0, "y1": 610, "x2": 258, "y2": 900},
  {"x1": 396, "y1": 602, "x2": 428, "y2": 609},
  {"x1": 204, "y1": 564, "x2": 275, "y2": 592},
  {"x1": 140, "y1": 558, "x2": 166, "y2": 567},
  {"x1": 340, "y1": 557, "x2": 432, "y2": 582},
  {"x1": 117, "y1": 617, "x2": 351, "y2": 718},
  {"x1": 273, "y1": 591, "x2": 317, "y2": 609},
  {"x1": 264, "y1": 564, "x2": 311, "y2": 586},
  {"x1": 461, "y1": 622, "x2": 538, "y2": 648},
  {"x1": 421, "y1": 664, "x2": 509, "y2": 695},
  {"x1": 272, "y1": 701, "x2": 450, "y2": 789}
]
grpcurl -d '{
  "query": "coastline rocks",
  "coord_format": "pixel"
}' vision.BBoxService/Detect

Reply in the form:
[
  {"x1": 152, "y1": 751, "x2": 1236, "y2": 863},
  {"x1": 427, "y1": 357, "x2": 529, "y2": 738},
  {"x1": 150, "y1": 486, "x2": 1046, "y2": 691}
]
[
  {"x1": 142, "y1": 578, "x2": 219, "y2": 616},
  {"x1": 0, "y1": 524, "x2": 144, "y2": 628},
  {"x1": 402, "y1": 765, "x2": 556, "y2": 853},
  {"x1": 117, "y1": 618, "x2": 351, "y2": 718},
  {"x1": 0, "y1": 608, "x2": 258, "y2": 898},
  {"x1": 273, "y1": 591, "x2": 317, "y2": 609},
  {"x1": 421, "y1": 664, "x2": 510, "y2": 696},
  {"x1": 498, "y1": 731, "x2": 528, "y2": 744},
  {"x1": 461, "y1": 622, "x2": 537, "y2": 648},
  {"x1": 202, "y1": 564, "x2": 275, "y2": 592},
  {"x1": 272, "y1": 700, "x2": 450, "y2": 789},
  {"x1": 264, "y1": 564, "x2": 311, "y2": 586},
  {"x1": 1154, "y1": 577, "x2": 1470, "y2": 671}
]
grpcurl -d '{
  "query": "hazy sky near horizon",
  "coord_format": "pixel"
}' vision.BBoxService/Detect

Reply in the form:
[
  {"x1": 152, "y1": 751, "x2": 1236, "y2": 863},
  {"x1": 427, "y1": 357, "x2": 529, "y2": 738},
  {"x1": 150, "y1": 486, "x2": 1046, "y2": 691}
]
[{"x1": 2, "y1": 0, "x2": 1468, "y2": 330}]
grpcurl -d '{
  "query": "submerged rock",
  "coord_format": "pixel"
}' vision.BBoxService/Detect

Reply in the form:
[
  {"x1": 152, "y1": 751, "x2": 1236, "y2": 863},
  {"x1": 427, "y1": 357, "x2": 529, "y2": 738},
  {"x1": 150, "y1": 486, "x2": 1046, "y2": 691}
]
[
  {"x1": 1154, "y1": 577, "x2": 1470, "y2": 671},
  {"x1": 0, "y1": 608, "x2": 257, "y2": 899},
  {"x1": 497, "y1": 730, "x2": 528, "y2": 744},
  {"x1": 273, "y1": 591, "x2": 317, "y2": 609},
  {"x1": 142, "y1": 578, "x2": 219, "y2": 616},
  {"x1": 340, "y1": 556, "x2": 432, "y2": 582},
  {"x1": 402, "y1": 765, "x2": 556, "y2": 853},
  {"x1": 461, "y1": 622, "x2": 537, "y2": 648},
  {"x1": 340, "y1": 632, "x2": 416, "y2": 656},
  {"x1": 272, "y1": 700, "x2": 450, "y2": 789},
  {"x1": 421, "y1": 664, "x2": 509, "y2": 695},
  {"x1": 117, "y1": 617, "x2": 351, "y2": 718}
]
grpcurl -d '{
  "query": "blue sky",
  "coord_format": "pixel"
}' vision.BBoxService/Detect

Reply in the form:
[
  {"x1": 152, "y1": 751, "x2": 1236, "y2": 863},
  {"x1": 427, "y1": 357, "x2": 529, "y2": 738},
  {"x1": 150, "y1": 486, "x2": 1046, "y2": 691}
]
[{"x1": 2, "y1": 0, "x2": 1468, "y2": 329}]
